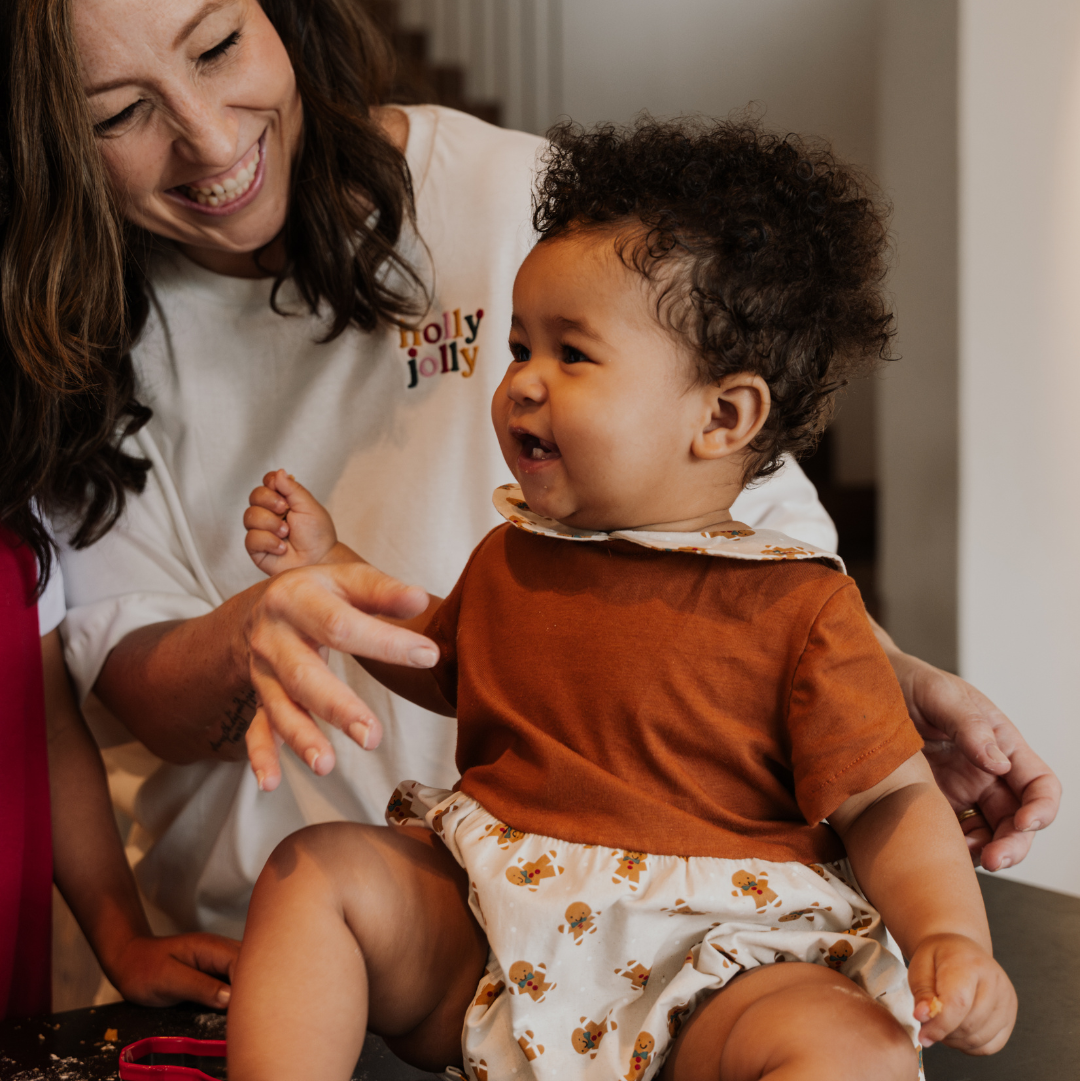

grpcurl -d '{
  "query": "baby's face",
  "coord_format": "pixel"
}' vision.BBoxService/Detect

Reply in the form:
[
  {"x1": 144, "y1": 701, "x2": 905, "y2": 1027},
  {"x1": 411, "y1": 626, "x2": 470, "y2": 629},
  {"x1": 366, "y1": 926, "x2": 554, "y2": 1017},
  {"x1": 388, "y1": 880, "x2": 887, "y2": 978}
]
[{"x1": 492, "y1": 230, "x2": 709, "y2": 532}]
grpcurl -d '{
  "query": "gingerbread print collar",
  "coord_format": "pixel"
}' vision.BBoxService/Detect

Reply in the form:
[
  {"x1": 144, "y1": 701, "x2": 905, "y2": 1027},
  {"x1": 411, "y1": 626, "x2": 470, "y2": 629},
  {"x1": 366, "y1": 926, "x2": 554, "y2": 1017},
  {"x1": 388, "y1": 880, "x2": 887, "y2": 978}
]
[{"x1": 492, "y1": 484, "x2": 845, "y2": 573}]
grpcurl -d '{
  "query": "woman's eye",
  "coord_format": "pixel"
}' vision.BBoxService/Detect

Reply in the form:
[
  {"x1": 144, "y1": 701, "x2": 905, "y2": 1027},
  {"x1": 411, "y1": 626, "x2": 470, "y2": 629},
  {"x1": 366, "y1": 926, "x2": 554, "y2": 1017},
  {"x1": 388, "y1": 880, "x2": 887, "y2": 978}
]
[
  {"x1": 510, "y1": 342, "x2": 531, "y2": 363},
  {"x1": 95, "y1": 100, "x2": 144, "y2": 135},
  {"x1": 199, "y1": 30, "x2": 240, "y2": 63},
  {"x1": 563, "y1": 346, "x2": 590, "y2": 365}
]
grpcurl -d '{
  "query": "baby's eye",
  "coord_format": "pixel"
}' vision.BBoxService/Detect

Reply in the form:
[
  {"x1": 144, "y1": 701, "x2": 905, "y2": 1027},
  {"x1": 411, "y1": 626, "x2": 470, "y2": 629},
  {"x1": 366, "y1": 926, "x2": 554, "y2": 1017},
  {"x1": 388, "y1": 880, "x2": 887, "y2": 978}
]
[
  {"x1": 510, "y1": 342, "x2": 531, "y2": 363},
  {"x1": 563, "y1": 345, "x2": 590, "y2": 365}
]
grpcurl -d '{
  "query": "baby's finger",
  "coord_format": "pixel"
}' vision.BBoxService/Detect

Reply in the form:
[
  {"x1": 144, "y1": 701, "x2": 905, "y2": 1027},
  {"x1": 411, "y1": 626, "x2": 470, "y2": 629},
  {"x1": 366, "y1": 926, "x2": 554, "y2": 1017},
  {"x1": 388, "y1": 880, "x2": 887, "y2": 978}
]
[
  {"x1": 908, "y1": 951, "x2": 950, "y2": 1046},
  {"x1": 244, "y1": 504, "x2": 290, "y2": 538},
  {"x1": 245, "y1": 708, "x2": 283, "y2": 792},
  {"x1": 244, "y1": 529, "x2": 288, "y2": 559},
  {"x1": 250, "y1": 483, "x2": 289, "y2": 515},
  {"x1": 269, "y1": 469, "x2": 325, "y2": 516}
]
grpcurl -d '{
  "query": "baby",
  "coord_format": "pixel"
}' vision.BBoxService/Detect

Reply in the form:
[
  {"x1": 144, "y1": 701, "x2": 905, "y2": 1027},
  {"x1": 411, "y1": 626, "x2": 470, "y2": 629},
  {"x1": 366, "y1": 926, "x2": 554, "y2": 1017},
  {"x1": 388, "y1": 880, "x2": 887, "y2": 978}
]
[{"x1": 228, "y1": 120, "x2": 1015, "y2": 1081}]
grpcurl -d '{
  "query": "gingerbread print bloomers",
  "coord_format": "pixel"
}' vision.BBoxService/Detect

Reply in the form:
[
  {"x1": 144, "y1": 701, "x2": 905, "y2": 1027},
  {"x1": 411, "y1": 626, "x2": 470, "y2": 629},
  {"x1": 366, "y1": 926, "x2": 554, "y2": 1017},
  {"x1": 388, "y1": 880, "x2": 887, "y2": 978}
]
[{"x1": 387, "y1": 783, "x2": 923, "y2": 1081}]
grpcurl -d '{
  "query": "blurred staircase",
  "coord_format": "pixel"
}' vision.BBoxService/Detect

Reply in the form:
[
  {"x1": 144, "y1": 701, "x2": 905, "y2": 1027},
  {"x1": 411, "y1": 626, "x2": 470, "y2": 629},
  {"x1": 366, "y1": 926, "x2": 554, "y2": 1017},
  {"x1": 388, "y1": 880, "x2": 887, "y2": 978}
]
[{"x1": 366, "y1": 0, "x2": 501, "y2": 125}]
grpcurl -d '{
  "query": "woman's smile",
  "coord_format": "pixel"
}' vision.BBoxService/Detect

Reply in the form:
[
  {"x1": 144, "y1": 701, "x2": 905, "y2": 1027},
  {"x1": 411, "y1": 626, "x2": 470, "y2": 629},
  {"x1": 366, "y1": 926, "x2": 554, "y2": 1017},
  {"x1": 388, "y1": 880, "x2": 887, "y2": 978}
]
[{"x1": 167, "y1": 131, "x2": 266, "y2": 215}]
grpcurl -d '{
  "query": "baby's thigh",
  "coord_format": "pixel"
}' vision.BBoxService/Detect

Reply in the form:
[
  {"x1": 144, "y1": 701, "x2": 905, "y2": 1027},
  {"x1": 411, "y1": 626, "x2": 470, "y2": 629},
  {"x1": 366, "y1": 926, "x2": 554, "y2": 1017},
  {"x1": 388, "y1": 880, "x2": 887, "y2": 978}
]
[
  {"x1": 246, "y1": 822, "x2": 486, "y2": 1061},
  {"x1": 661, "y1": 962, "x2": 917, "y2": 1081}
]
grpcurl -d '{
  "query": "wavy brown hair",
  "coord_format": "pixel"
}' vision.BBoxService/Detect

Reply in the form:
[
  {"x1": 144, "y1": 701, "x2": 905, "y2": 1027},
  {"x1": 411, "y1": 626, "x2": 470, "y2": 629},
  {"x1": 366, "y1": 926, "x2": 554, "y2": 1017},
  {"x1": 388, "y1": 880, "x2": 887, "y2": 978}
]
[
  {"x1": 534, "y1": 117, "x2": 894, "y2": 482},
  {"x1": 0, "y1": 0, "x2": 423, "y2": 594}
]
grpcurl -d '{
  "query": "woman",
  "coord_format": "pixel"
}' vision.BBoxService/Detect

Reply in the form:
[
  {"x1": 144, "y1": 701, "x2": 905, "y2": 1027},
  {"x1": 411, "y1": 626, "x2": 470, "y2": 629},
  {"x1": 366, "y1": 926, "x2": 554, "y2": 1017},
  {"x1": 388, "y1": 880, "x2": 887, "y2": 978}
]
[{"x1": 4, "y1": 0, "x2": 1058, "y2": 939}]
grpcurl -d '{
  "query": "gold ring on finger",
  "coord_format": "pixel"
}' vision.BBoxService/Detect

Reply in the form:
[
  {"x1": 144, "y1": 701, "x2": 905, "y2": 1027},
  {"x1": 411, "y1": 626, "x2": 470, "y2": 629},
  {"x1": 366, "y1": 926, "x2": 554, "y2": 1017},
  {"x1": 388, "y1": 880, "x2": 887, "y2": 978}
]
[{"x1": 957, "y1": 807, "x2": 980, "y2": 823}]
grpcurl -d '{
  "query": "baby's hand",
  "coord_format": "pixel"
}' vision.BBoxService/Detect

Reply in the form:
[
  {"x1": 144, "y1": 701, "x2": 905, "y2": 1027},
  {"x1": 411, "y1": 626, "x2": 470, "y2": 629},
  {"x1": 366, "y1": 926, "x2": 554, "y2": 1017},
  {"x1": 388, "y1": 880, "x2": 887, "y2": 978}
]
[
  {"x1": 244, "y1": 469, "x2": 337, "y2": 575},
  {"x1": 909, "y1": 932, "x2": 1016, "y2": 1054}
]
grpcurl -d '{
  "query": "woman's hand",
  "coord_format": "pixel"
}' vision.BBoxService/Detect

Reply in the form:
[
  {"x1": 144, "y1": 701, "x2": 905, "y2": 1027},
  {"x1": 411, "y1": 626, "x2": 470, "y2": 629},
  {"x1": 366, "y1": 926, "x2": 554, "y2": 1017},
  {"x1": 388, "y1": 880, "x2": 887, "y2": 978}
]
[
  {"x1": 241, "y1": 560, "x2": 438, "y2": 791},
  {"x1": 877, "y1": 627, "x2": 1061, "y2": 871},
  {"x1": 105, "y1": 932, "x2": 239, "y2": 1009},
  {"x1": 909, "y1": 933, "x2": 1016, "y2": 1053}
]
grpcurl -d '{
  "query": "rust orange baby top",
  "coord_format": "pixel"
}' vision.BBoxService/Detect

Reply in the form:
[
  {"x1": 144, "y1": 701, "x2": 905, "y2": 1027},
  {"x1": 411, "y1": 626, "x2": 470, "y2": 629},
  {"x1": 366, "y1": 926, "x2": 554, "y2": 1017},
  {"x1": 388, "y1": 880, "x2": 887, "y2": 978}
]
[{"x1": 425, "y1": 496, "x2": 922, "y2": 865}]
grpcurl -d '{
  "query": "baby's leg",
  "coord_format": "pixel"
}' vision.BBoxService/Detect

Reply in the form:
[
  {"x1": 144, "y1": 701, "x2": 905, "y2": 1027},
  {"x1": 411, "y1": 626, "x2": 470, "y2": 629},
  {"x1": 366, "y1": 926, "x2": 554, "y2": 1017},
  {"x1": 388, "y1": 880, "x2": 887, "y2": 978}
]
[
  {"x1": 661, "y1": 962, "x2": 917, "y2": 1081},
  {"x1": 228, "y1": 822, "x2": 487, "y2": 1081}
]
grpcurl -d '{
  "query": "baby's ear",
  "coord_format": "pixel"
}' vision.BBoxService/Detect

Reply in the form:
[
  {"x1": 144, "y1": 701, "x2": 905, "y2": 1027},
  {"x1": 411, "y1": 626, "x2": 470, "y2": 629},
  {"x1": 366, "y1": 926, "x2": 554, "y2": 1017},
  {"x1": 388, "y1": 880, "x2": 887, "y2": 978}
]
[{"x1": 691, "y1": 373, "x2": 770, "y2": 461}]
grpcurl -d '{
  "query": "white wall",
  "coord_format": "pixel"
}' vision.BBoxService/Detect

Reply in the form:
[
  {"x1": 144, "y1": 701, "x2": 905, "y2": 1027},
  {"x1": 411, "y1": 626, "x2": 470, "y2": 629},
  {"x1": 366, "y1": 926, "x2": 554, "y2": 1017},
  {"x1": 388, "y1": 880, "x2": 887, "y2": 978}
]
[
  {"x1": 958, "y1": 0, "x2": 1080, "y2": 896},
  {"x1": 874, "y1": 0, "x2": 959, "y2": 672},
  {"x1": 561, "y1": 0, "x2": 878, "y2": 168}
]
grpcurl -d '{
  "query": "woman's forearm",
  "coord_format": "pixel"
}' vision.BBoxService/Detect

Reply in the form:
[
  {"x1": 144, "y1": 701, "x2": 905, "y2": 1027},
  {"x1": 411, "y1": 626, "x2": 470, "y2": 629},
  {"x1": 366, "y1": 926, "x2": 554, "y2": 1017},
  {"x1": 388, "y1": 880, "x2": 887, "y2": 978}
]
[
  {"x1": 94, "y1": 586, "x2": 262, "y2": 764},
  {"x1": 44, "y1": 632, "x2": 153, "y2": 966},
  {"x1": 93, "y1": 562, "x2": 443, "y2": 770}
]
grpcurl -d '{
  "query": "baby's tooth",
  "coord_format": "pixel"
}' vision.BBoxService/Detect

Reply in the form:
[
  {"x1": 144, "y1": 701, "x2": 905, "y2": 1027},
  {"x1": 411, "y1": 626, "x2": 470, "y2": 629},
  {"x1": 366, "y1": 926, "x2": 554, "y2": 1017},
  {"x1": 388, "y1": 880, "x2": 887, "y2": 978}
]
[
  {"x1": 195, "y1": 192, "x2": 208, "y2": 205},
  {"x1": 208, "y1": 195, "x2": 220, "y2": 206},
  {"x1": 223, "y1": 178, "x2": 238, "y2": 192},
  {"x1": 211, "y1": 183, "x2": 225, "y2": 195}
]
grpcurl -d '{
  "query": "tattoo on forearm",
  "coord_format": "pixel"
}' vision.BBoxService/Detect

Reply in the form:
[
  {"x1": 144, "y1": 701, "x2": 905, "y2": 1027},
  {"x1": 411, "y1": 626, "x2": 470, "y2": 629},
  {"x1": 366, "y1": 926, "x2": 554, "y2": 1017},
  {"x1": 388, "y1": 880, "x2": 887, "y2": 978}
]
[{"x1": 210, "y1": 687, "x2": 258, "y2": 752}]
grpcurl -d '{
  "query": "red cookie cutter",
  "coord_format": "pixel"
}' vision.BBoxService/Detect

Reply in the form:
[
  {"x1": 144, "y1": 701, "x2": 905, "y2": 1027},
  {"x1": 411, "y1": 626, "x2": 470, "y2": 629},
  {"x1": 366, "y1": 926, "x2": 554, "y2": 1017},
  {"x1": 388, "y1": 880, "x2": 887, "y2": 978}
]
[{"x1": 118, "y1": 1036, "x2": 227, "y2": 1080}]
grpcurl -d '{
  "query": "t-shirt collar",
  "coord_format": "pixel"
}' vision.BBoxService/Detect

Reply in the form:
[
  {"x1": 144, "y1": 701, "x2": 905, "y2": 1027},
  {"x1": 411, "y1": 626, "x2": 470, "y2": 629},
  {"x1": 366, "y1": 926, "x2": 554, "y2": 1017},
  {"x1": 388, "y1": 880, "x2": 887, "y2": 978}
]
[{"x1": 492, "y1": 484, "x2": 845, "y2": 573}]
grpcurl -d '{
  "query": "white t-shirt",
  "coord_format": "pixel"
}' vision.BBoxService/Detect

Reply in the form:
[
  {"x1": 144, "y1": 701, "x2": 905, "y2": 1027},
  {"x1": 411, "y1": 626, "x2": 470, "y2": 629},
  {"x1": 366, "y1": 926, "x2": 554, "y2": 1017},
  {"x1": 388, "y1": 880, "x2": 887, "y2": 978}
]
[
  {"x1": 59, "y1": 106, "x2": 837, "y2": 936},
  {"x1": 36, "y1": 560, "x2": 66, "y2": 636}
]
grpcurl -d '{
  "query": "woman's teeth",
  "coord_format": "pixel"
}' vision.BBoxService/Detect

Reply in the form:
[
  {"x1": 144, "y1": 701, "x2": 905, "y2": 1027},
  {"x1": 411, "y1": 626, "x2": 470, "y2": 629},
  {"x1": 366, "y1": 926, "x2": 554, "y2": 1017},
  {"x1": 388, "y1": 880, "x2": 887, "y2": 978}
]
[{"x1": 183, "y1": 145, "x2": 260, "y2": 206}]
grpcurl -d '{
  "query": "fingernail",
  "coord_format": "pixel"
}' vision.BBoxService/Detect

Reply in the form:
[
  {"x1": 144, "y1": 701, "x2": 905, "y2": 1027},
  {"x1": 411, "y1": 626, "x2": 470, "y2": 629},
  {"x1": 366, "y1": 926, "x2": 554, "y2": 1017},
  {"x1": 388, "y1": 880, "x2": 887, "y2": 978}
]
[
  {"x1": 1024, "y1": 820, "x2": 1042, "y2": 832},
  {"x1": 304, "y1": 748, "x2": 333, "y2": 775},
  {"x1": 278, "y1": 524, "x2": 288, "y2": 536},
  {"x1": 255, "y1": 770, "x2": 266, "y2": 791},
  {"x1": 985, "y1": 742, "x2": 1009, "y2": 766},
  {"x1": 348, "y1": 722, "x2": 371, "y2": 749},
  {"x1": 408, "y1": 647, "x2": 438, "y2": 667},
  {"x1": 999, "y1": 856, "x2": 1011, "y2": 869},
  {"x1": 216, "y1": 987, "x2": 231, "y2": 1006}
]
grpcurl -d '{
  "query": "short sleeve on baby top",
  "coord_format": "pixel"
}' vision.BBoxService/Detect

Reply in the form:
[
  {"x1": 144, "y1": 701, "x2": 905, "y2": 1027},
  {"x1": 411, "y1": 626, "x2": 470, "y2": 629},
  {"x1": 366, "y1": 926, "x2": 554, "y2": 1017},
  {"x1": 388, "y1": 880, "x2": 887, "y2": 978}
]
[
  {"x1": 785, "y1": 582, "x2": 926, "y2": 826},
  {"x1": 425, "y1": 524, "x2": 924, "y2": 862}
]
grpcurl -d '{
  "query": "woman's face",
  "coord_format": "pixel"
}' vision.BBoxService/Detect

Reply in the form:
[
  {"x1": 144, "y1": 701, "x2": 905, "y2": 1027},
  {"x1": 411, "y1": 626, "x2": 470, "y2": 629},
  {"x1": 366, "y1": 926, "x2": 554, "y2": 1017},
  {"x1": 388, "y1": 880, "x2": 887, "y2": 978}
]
[{"x1": 72, "y1": 0, "x2": 303, "y2": 274}]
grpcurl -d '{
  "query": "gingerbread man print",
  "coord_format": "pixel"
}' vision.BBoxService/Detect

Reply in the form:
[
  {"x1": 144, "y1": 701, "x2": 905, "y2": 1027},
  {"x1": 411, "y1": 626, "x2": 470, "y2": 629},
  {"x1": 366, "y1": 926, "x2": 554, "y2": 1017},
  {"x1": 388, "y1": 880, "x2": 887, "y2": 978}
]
[
  {"x1": 821, "y1": 939, "x2": 854, "y2": 971},
  {"x1": 624, "y1": 1032, "x2": 655, "y2": 1081},
  {"x1": 612, "y1": 851, "x2": 649, "y2": 890},
  {"x1": 517, "y1": 1031, "x2": 545, "y2": 1061},
  {"x1": 483, "y1": 821, "x2": 526, "y2": 849},
  {"x1": 508, "y1": 960, "x2": 556, "y2": 1002},
  {"x1": 558, "y1": 901, "x2": 599, "y2": 942},
  {"x1": 506, "y1": 852, "x2": 565, "y2": 890},
  {"x1": 614, "y1": 961, "x2": 651, "y2": 991},
  {"x1": 385, "y1": 786, "x2": 415, "y2": 824},
  {"x1": 730, "y1": 870, "x2": 781, "y2": 910},
  {"x1": 472, "y1": 979, "x2": 505, "y2": 1009},
  {"x1": 571, "y1": 1015, "x2": 616, "y2": 1058},
  {"x1": 667, "y1": 1002, "x2": 693, "y2": 1039}
]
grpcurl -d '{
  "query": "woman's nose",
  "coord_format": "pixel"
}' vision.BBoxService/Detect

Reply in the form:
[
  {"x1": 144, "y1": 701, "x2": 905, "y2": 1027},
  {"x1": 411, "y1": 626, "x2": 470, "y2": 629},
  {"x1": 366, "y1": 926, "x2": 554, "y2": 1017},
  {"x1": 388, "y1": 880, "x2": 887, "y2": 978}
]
[{"x1": 169, "y1": 88, "x2": 241, "y2": 172}]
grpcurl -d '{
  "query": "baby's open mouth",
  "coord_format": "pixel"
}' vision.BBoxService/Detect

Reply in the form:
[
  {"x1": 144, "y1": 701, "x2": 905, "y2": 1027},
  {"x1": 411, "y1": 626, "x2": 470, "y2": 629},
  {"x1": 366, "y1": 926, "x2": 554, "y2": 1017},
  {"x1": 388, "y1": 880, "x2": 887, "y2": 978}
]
[
  {"x1": 518, "y1": 432, "x2": 560, "y2": 460},
  {"x1": 175, "y1": 139, "x2": 262, "y2": 208}
]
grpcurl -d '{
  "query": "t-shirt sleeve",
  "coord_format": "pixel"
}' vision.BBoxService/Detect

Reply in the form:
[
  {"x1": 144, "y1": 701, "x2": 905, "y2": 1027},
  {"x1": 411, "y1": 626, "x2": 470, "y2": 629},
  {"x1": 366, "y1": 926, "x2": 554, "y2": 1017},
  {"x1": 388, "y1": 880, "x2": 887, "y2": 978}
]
[
  {"x1": 423, "y1": 563, "x2": 469, "y2": 710},
  {"x1": 59, "y1": 439, "x2": 217, "y2": 703},
  {"x1": 786, "y1": 581, "x2": 924, "y2": 824}
]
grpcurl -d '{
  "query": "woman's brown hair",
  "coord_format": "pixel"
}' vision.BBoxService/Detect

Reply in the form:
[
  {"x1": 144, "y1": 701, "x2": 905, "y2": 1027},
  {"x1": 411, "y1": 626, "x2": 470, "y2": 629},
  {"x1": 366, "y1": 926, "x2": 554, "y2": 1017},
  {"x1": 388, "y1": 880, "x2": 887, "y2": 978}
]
[{"x1": 0, "y1": 0, "x2": 422, "y2": 593}]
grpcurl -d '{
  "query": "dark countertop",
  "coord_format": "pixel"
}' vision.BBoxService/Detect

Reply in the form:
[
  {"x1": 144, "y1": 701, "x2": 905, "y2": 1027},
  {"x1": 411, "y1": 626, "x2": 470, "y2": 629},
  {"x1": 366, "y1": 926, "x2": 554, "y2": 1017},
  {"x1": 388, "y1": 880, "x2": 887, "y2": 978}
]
[{"x1": 1, "y1": 872, "x2": 1073, "y2": 1080}]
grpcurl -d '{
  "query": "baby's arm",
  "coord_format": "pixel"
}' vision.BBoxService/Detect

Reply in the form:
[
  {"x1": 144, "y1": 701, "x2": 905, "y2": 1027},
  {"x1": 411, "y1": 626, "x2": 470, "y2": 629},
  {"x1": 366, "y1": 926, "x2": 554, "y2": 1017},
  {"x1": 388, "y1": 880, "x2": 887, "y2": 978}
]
[{"x1": 830, "y1": 753, "x2": 1017, "y2": 1053}]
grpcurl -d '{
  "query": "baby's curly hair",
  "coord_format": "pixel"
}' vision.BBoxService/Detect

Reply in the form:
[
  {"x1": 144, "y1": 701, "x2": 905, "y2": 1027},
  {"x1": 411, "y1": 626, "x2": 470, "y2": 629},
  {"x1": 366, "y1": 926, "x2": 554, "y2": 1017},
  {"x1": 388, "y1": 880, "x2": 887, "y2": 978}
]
[{"x1": 533, "y1": 116, "x2": 894, "y2": 481}]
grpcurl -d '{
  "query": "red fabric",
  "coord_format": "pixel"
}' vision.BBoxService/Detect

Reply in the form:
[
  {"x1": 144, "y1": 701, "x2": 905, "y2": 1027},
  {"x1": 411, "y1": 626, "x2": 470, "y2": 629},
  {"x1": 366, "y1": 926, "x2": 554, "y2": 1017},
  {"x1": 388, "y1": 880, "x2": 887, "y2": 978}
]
[{"x1": 0, "y1": 525, "x2": 53, "y2": 1017}]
